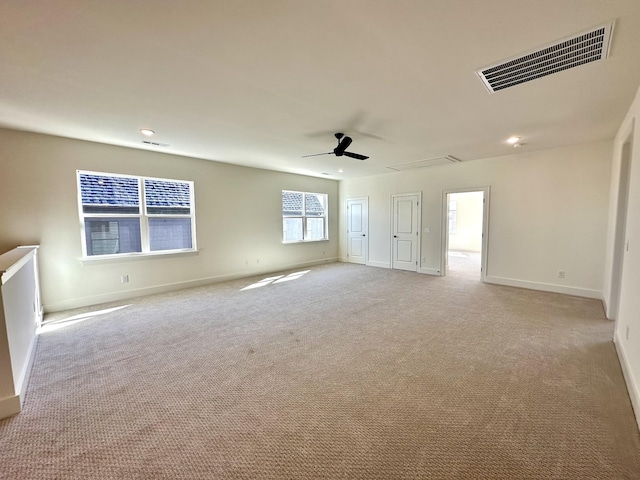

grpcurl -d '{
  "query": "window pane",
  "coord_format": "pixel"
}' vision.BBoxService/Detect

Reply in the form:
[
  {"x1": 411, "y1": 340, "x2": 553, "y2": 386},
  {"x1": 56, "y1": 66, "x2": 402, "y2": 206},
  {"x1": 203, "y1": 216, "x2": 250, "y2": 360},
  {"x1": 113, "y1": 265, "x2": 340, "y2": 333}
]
[
  {"x1": 283, "y1": 218, "x2": 303, "y2": 242},
  {"x1": 305, "y1": 193, "x2": 326, "y2": 217},
  {"x1": 80, "y1": 174, "x2": 139, "y2": 214},
  {"x1": 84, "y1": 218, "x2": 142, "y2": 256},
  {"x1": 282, "y1": 191, "x2": 303, "y2": 216},
  {"x1": 145, "y1": 179, "x2": 191, "y2": 215},
  {"x1": 448, "y1": 200, "x2": 457, "y2": 234},
  {"x1": 149, "y1": 218, "x2": 193, "y2": 251},
  {"x1": 306, "y1": 217, "x2": 325, "y2": 240}
]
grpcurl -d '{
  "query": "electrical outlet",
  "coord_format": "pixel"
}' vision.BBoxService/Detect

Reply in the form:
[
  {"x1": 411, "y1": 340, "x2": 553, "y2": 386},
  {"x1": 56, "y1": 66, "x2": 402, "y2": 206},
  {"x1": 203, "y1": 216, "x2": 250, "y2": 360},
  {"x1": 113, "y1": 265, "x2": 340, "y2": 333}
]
[
  {"x1": 121, "y1": 274, "x2": 129, "y2": 284},
  {"x1": 557, "y1": 270, "x2": 566, "y2": 279},
  {"x1": 256, "y1": 258, "x2": 260, "y2": 264},
  {"x1": 322, "y1": 250, "x2": 326, "y2": 256},
  {"x1": 421, "y1": 257, "x2": 426, "y2": 263},
  {"x1": 626, "y1": 326, "x2": 630, "y2": 340}
]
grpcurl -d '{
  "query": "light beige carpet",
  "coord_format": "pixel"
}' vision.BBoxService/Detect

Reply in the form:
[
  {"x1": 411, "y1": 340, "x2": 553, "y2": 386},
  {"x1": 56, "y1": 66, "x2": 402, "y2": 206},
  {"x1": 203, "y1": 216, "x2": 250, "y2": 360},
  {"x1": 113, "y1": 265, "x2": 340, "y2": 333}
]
[{"x1": 1, "y1": 262, "x2": 639, "y2": 479}]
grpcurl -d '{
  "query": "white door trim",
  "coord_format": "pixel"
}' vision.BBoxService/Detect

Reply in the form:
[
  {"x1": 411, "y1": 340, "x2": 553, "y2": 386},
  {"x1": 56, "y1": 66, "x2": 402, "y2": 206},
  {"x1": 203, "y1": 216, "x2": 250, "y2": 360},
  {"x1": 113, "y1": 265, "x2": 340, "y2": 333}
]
[
  {"x1": 391, "y1": 192, "x2": 422, "y2": 272},
  {"x1": 441, "y1": 186, "x2": 490, "y2": 281},
  {"x1": 608, "y1": 120, "x2": 634, "y2": 321}
]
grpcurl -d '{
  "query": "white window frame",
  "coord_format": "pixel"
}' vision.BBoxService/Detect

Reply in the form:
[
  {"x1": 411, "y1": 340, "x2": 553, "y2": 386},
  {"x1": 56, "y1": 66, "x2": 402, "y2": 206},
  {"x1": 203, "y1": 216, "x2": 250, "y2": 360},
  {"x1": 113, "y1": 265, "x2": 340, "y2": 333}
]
[
  {"x1": 77, "y1": 170, "x2": 197, "y2": 259},
  {"x1": 282, "y1": 190, "x2": 328, "y2": 243}
]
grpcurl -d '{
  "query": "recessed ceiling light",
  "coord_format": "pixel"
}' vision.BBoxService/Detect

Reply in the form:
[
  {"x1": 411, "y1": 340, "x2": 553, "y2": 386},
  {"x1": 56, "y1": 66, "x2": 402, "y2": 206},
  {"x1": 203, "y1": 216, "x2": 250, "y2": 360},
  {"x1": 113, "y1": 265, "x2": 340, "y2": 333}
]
[
  {"x1": 140, "y1": 129, "x2": 155, "y2": 136},
  {"x1": 338, "y1": 169, "x2": 344, "y2": 173},
  {"x1": 506, "y1": 136, "x2": 520, "y2": 144}
]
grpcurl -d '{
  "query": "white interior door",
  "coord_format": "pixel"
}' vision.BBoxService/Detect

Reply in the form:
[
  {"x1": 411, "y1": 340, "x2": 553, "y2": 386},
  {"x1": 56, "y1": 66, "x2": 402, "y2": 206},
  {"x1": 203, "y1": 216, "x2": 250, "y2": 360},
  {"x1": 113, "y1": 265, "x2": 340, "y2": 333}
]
[
  {"x1": 347, "y1": 197, "x2": 368, "y2": 264},
  {"x1": 392, "y1": 194, "x2": 420, "y2": 271}
]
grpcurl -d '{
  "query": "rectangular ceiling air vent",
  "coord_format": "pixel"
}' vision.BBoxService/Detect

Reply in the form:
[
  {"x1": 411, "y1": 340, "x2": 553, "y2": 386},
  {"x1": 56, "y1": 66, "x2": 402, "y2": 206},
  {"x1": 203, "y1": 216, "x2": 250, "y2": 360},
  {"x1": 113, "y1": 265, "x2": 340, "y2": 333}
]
[
  {"x1": 477, "y1": 22, "x2": 613, "y2": 93},
  {"x1": 386, "y1": 155, "x2": 461, "y2": 171},
  {"x1": 142, "y1": 140, "x2": 170, "y2": 147}
]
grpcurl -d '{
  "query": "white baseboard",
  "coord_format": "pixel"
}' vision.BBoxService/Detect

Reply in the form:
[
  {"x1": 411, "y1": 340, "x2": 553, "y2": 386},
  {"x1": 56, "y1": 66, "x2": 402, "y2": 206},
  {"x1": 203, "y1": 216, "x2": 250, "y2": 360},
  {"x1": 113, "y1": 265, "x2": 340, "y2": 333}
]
[
  {"x1": 45, "y1": 257, "x2": 338, "y2": 313},
  {"x1": 484, "y1": 275, "x2": 602, "y2": 299},
  {"x1": 614, "y1": 330, "x2": 640, "y2": 432},
  {"x1": 367, "y1": 261, "x2": 390, "y2": 269},
  {"x1": 419, "y1": 267, "x2": 441, "y2": 276},
  {"x1": 0, "y1": 395, "x2": 21, "y2": 420}
]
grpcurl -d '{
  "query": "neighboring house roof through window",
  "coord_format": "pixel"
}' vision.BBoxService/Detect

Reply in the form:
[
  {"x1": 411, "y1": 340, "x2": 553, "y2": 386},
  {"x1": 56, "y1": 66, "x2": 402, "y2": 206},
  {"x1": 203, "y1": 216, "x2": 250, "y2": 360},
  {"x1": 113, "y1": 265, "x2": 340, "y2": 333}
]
[
  {"x1": 80, "y1": 174, "x2": 138, "y2": 207},
  {"x1": 144, "y1": 179, "x2": 190, "y2": 208},
  {"x1": 282, "y1": 191, "x2": 325, "y2": 216}
]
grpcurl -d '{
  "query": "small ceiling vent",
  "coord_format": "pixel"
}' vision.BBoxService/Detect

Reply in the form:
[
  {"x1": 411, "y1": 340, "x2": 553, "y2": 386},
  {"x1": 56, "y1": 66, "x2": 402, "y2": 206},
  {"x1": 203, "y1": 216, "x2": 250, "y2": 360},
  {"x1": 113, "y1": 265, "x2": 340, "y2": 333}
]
[
  {"x1": 142, "y1": 140, "x2": 170, "y2": 147},
  {"x1": 477, "y1": 22, "x2": 613, "y2": 93},
  {"x1": 386, "y1": 155, "x2": 461, "y2": 171}
]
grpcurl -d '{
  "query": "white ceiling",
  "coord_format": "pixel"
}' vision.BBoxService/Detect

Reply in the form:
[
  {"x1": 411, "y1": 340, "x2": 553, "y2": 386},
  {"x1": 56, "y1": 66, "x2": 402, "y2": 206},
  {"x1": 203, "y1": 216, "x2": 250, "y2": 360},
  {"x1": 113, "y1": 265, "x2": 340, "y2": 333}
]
[{"x1": 1, "y1": 1, "x2": 640, "y2": 179}]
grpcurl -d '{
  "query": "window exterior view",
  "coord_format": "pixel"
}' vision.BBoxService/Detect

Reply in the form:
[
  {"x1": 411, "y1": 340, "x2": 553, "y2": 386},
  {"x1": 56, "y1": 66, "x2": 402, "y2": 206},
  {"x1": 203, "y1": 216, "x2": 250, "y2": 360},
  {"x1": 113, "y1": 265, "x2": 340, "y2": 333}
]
[
  {"x1": 282, "y1": 190, "x2": 328, "y2": 242},
  {"x1": 77, "y1": 171, "x2": 196, "y2": 257}
]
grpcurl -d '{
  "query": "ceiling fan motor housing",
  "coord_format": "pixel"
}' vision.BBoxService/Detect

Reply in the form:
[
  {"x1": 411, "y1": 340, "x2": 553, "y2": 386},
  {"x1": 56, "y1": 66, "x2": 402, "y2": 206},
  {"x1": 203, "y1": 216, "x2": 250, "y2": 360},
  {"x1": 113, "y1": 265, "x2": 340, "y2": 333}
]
[{"x1": 334, "y1": 136, "x2": 352, "y2": 156}]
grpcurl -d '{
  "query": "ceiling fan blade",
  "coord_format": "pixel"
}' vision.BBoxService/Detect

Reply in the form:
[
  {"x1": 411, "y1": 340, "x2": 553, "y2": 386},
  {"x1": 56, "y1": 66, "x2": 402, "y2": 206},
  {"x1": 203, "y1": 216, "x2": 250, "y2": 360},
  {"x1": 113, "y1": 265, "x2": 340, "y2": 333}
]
[
  {"x1": 343, "y1": 151, "x2": 369, "y2": 160},
  {"x1": 301, "y1": 152, "x2": 333, "y2": 158}
]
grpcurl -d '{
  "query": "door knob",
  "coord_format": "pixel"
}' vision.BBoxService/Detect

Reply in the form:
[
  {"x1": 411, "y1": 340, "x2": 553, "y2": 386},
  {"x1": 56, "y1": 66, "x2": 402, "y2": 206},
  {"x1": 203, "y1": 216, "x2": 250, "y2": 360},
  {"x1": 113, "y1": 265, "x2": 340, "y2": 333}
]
[
  {"x1": 393, "y1": 235, "x2": 398, "y2": 238},
  {"x1": 362, "y1": 234, "x2": 366, "y2": 237}
]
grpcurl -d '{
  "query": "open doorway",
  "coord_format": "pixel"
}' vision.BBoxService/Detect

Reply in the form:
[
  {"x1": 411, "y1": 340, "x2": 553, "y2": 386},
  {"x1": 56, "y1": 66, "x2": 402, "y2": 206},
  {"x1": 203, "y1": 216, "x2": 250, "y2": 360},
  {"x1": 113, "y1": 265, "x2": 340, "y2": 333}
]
[{"x1": 442, "y1": 188, "x2": 489, "y2": 280}]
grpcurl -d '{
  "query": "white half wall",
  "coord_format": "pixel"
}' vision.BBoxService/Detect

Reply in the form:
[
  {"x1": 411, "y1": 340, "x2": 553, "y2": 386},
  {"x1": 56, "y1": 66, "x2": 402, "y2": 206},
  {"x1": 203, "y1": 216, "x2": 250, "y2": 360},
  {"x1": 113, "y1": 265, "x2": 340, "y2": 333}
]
[
  {"x1": 339, "y1": 141, "x2": 612, "y2": 296},
  {"x1": 605, "y1": 84, "x2": 640, "y2": 430},
  {"x1": 0, "y1": 129, "x2": 339, "y2": 311}
]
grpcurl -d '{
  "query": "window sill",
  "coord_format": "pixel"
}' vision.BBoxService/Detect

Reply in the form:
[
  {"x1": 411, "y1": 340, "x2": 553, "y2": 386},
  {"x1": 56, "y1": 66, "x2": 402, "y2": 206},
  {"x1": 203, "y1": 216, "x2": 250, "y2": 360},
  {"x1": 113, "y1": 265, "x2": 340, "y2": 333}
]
[
  {"x1": 80, "y1": 249, "x2": 199, "y2": 266},
  {"x1": 282, "y1": 239, "x2": 329, "y2": 245}
]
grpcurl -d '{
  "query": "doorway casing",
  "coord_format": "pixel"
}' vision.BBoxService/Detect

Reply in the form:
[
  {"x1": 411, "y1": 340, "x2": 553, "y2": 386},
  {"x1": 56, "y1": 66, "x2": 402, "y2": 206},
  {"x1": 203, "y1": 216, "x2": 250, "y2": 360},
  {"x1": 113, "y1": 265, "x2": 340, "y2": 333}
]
[
  {"x1": 608, "y1": 121, "x2": 634, "y2": 321},
  {"x1": 441, "y1": 186, "x2": 490, "y2": 281}
]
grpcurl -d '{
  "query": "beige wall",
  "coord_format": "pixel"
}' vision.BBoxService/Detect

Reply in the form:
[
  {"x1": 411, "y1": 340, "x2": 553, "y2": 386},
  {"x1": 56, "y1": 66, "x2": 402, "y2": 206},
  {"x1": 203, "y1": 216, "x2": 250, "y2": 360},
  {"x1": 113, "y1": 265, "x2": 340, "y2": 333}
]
[
  {"x1": 339, "y1": 141, "x2": 612, "y2": 298},
  {"x1": 0, "y1": 129, "x2": 338, "y2": 311},
  {"x1": 605, "y1": 83, "x2": 640, "y2": 429}
]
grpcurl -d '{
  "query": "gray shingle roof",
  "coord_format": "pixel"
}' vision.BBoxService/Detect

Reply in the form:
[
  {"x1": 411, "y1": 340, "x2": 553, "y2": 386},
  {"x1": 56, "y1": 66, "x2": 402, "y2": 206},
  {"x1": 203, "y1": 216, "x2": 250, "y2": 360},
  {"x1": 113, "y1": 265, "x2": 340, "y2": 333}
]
[
  {"x1": 282, "y1": 191, "x2": 325, "y2": 216},
  {"x1": 80, "y1": 173, "x2": 138, "y2": 206},
  {"x1": 144, "y1": 179, "x2": 190, "y2": 208},
  {"x1": 79, "y1": 173, "x2": 190, "y2": 208}
]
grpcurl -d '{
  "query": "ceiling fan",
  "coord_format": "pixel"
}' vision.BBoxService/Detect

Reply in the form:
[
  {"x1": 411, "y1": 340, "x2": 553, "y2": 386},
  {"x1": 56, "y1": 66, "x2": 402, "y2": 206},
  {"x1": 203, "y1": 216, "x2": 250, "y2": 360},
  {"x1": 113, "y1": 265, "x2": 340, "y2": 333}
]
[{"x1": 302, "y1": 133, "x2": 369, "y2": 160}]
